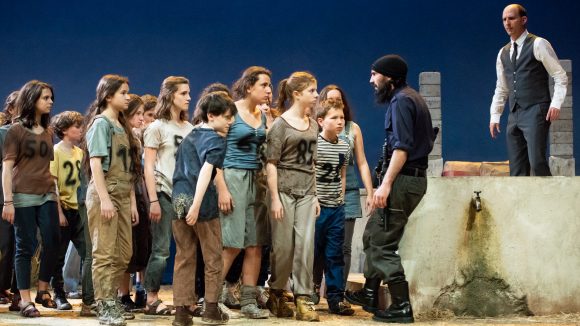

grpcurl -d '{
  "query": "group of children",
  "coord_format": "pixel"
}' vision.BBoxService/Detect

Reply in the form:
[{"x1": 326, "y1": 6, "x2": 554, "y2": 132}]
[{"x1": 0, "y1": 66, "x2": 376, "y2": 326}]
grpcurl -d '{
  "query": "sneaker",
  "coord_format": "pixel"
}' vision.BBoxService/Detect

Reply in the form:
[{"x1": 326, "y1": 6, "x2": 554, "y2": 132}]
[
  {"x1": 119, "y1": 294, "x2": 136, "y2": 312},
  {"x1": 66, "y1": 291, "x2": 82, "y2": 299},
  {"x1": 241, "y1": 302, "x2": 269, "y2": 319},
  {"x1": 203, "y1": 302, "x2": 229, "y2": 325},
  {"x1": 266, "y1": 289, "x2": 294, "y2": 318},
  {"x1": 295, "y1": 295, "x2": 319, "y2": 321},
  {"x1": 114, "y1": 300, "x2": 135, "y2": 320},
  {"x1": 80, "y1": 302, "x2": 98, "y2": 317},
  {"x1": 311, "y1": 284, "x2": 321, "y2": 305},
  {"x1": 98, "y1": 300, "x2": 126, "y2": 326},
  {"x1": 256, "y1": 286, "x2": 269, "y2": 308},
  {"x1": 54, "y1": 292, "x2": 73, "y2": 310},
  {"x1": 218, "y1": 302, "x2": 241, "y2": 319},
  {"x1": 329, "y1": 299, "x2": 355, "y2": 316},
  {"x1": 222, "y1": 281, "x2": 240, "y2": 309}
]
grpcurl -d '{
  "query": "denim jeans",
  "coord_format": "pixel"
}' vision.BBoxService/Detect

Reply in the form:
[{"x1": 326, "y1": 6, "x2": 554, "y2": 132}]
[
  {"x1": 144, "y1": 192, "x2": 174, "y2": 292},
  {"x1": 13, "y1": 201, "x2": 59, "y2": 289},
  {"x1": 314, "y1": 205, "x2": 346, "y2": 304},
  {"x1": 79, "y1": 203, "x2": 95, "y2": 305}
]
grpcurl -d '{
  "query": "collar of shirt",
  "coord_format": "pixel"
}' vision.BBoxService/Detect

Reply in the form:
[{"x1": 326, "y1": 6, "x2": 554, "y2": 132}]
[{"x1": 513, "y1": 30, "x2": 529, "y2": 48}]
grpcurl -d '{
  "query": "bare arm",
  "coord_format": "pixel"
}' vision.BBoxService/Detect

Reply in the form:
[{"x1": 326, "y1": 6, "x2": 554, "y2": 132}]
[
  {"x1": 352, "y1": 123, "x2": 374, "y2": 213},
  {"x1": 130, "y1": 186, "x2": 139, "y2": 226},
  {"x1": 54, "y1": 179, "x2": 68, "y2": 227},
  {"x1": 266, "y1": 161, "x2": 283, "y2": 220},
  {"x1": 373, "y1": 149, "x2": 407, "y2": 209},
  {"x1": 143, "y1": 147, "x2": 161, "y2": 222},
  {"x1": 185, "y1": 161, "x2": 214, "y2": 226},
  {"x1": 2, "y1": 160, "x2": 15, "y2": 224},
  {"x1": 90, "y1": 157, "x2": 116, "y2": 220},
  {"x1": 214, "y1": 168, "x2": 233, "y2": 214}
]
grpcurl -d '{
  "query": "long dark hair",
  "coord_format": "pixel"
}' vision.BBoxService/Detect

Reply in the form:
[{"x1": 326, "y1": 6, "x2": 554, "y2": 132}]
[
  {"x1": 232, "y1": 66, "x2": 271, "y2": 101},
  {"x1": 15, "y1": 80, "x2": 53, "y2": 129},
  {"x1": 192, "y1": 82, "x2": 231, "y2": 125},
  {"x1": 82, "y1": 74, "x2": 142, "y2": 179},
  {"x1": 275, "y1": 71, "x2": 317, "y2": 113},
  {"x1": 3, "y1": 91, "x2": 19, "y2": 125},
  {"x1": 318, "y1": 84, "x2": 353, "y2": 122},
  {"x1": 155, "y1": 76, "x2": 189, "y2": 121}
]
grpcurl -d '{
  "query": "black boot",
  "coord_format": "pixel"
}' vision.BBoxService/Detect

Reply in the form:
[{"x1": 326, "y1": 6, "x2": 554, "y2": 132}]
[
  {"x1": 373, "y1": 281, "x2": 414, "y2": 323},
  {"x1": 345, "y1": 277, "x2": 380, "y2": 312},
  {"x1": 54, "y1": 289, "x2": 72, "y2": 310}
]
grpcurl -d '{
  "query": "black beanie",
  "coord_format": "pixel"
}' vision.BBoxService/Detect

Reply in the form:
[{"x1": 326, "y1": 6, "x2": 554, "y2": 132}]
[{"x1": 372, "y1": 54, "x2": 408, "y2": 79}]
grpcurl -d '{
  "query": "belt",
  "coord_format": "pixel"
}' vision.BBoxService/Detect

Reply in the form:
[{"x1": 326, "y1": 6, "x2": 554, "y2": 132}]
[{"x1": 399, "y1": 166, "x2": 426, "y2": 178}]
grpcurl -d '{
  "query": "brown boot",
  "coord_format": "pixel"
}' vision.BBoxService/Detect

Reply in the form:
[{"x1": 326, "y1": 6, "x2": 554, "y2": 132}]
[
  {"x1": 295, "y1": 295, "x2": 319, "y2": 322},
  {"x1": 202, "y1": 302, "x2": 229, "y2": 325},
  {"x1": 172, "y1": 306, "x2": 193, "y2": 326},
  {"x1": 266, "y1": 288, "x2": 294, "y2": 318}
]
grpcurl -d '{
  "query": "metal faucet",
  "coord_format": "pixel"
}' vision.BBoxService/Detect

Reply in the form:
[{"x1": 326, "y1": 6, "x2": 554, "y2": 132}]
[{"x1": 473, "y1": 191, "x2": 482, "y2": 212}]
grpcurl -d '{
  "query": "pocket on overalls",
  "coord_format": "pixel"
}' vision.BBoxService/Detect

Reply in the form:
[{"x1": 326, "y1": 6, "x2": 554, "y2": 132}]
[{"x1": 106, "y1": 182, "x2": 118, "y2": 194}]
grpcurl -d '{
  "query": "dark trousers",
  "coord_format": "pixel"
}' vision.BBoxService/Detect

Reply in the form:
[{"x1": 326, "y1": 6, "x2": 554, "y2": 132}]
[
  {"x1": 14, "y1": 201, "x2": 59, "y2": 289},
  {"x1": 0, "y1": 218, "x2": 17, "y2": 293},
  {"x1": 79, "y1": 203, "x2": 95, "y2": 305},
  {"x1": 257, "y1": 245, "x2": 270, "y2": 286},
  {"x1": 314, "y1": 220, "x2": 355, "y2": 288},
  {"x1": 51, "y1": 208, "x2": 86, "y2": 294},
  {"x1": 127, "y1": 179, "x2": 151, "y2": 273},
  {"x1": 507, "y1": 103, "x2": 552, "y2": 176},
  {"x1": 343, "y1": 219, "x2": 356, "y2": 285},
  {"x1": 362, "y1": 175, "x2": 426, "y2": 284},
  {"x1": 314, "y1": 205, "x2": 346, "y2": 304}
]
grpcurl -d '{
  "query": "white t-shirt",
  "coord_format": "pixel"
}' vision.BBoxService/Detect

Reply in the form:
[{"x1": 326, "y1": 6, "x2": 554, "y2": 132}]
[{"x1": 143, "y1": 119, "x2": 194, "y2": 196}]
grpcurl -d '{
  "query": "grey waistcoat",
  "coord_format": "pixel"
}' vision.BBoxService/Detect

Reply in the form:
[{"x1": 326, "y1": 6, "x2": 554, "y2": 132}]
[{"x1": 500, "y1": 33, "x2": 551, "y2": 111}]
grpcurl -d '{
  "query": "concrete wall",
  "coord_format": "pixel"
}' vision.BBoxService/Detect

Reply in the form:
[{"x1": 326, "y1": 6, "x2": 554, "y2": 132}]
[
  {"x1": 549, "y1": 60, "x2": 575, "y2": 176},
  {"x1": 351, "y1": 177, "x2": 580, "y2": 315}
]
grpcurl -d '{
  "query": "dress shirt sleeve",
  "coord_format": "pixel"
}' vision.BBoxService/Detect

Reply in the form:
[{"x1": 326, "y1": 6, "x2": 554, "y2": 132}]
[
  {"x1": 533, "y1": 37, "x2": 568, "y2": 110},
  {"x1": 490, "y1": 49, "x2": 509, "y2": 124}
]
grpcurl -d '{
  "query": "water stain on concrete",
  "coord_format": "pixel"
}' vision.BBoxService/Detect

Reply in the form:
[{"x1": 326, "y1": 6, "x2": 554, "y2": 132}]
[{"x1": 433, "y1": 200, "x2": 533, "y2": 317}]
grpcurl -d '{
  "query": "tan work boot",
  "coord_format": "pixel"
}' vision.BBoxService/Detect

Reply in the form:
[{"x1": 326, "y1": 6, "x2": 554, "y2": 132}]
[
  {"x1": 266, "y1": 289, "x2": 294, "y2": 318},
  {"x1": 295, "y1": 295, "x2": 319, "y2": 322}
]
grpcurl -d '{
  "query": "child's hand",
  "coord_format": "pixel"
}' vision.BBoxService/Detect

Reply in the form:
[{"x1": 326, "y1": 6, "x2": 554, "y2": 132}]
[
  {"x1": 131, "y1": 205, "x2": 139, "y2": 226},
  {"x1": 218, "y1": 189, "x2": 234, "y2": 215},
  {"x1": 365, "y1": 190, "x2": 375, "y2": 217},
  {"x1": 58, "y1": 212, "x2": 69, "y2": 227},
  {"x1": 186, "y1": 206, "x2": 199, "y2": 226},
  {"x1": 2, "y1": 205, "x2": 15, "y2": 224},
  {"x1": 149, "y1": 201, "x2": 162, "y2": 223},
  {"x1": 100, "y1": 197, "x2": 116, "y2": 221},
  {"x1": 271, "y1": 199, "x2": 284, "y2": 220},
  {"x1": 314, "y1": 201, "x2": 321, "y2": 218}
]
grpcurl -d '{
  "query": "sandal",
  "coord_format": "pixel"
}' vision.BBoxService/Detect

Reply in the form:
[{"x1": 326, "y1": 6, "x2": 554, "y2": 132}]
[
  {"x1": 0, "y1": 292, "x2": 9, "y2": 304},
  {"x1": 145, "y1": 299, "x2": 173, "y2": 315},
  {"x1": 34, "y1": 290, "x2": 57, "y2": 309},
  {"x1": 9, "y1": 292, "x2": 21, "y2": 311},
  {"x1": 20, "y1": 302, "x2": 40, "y2": 318},
  {"x1": 187, "y1": 304, "x2": 203, "y2": 317}
]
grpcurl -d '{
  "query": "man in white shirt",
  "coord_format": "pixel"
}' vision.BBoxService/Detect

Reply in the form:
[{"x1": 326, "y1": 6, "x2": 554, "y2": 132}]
[{"x1": 489, "y1": 3, "x2": 567, "y2": 176}]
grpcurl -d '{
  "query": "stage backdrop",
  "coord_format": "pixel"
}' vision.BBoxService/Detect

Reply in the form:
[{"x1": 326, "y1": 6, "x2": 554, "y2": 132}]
[{"x1": 1, "y1": 0, "x2": 579, "y2": 173}]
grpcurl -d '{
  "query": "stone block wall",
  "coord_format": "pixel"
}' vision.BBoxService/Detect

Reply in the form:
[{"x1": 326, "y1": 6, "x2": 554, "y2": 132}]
[
  {"x1": 419, "y1": 72, "x2": 443, "y2": 176},
  {"x1": 549, "y1": 59, "x2": 575, "y2": 176}
]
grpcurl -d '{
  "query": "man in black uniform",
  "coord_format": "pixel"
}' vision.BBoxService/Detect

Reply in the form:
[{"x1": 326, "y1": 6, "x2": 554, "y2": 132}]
[{"x1": 346, "y1": 54, "x2": 434, "y2": 323}]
